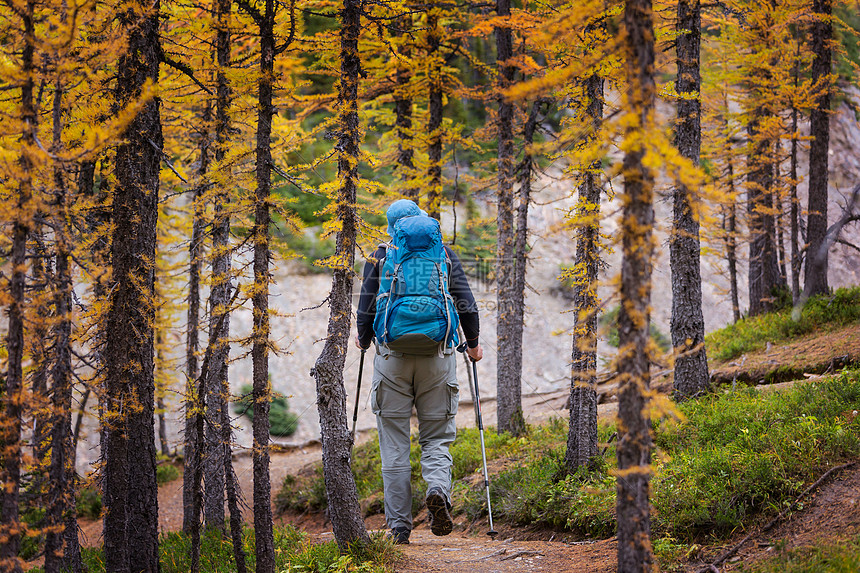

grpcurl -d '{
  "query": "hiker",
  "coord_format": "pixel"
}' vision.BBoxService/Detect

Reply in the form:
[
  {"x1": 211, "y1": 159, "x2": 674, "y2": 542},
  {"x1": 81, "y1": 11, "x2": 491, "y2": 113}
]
[{"x1": 355, "y1": 199, "x2": 483, "y2": 545}]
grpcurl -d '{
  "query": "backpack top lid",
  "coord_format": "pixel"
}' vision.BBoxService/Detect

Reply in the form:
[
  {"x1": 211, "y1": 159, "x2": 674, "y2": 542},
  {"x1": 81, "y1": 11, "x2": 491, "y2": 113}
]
[
  {"x1": 386, "y1": 199, "x2": 427, "y2": 236},
  {"x1": 391, "y1": 215, "x2": 441, "y2": 257}
]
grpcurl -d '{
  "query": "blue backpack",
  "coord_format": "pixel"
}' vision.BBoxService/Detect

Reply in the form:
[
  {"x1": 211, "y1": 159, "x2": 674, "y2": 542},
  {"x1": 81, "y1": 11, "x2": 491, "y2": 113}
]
[{"x1": 373, "y1": 216, "x2": 460, "y2": 355}]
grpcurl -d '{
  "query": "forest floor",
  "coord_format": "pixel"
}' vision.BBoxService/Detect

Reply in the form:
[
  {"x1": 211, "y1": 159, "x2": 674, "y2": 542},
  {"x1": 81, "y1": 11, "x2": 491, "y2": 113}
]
[{"x1": 72, "y1": 324, "x2": 860, "y2": 572}]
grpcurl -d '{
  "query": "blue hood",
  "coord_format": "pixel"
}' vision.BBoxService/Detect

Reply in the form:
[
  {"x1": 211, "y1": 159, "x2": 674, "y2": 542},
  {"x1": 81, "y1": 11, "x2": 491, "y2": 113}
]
[{"x1": 386, "y1": 199, "x2": 427, "y2": 236}]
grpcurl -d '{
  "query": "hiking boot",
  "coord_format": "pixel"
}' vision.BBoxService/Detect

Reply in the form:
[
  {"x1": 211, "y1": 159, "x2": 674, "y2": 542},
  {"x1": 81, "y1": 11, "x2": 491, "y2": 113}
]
[
  {"x1": 387, "y1": 526, "x2": 410, "y2": 545},
  {"x1": 425, "y1": 487, "x2": 453, "y2": 536}
]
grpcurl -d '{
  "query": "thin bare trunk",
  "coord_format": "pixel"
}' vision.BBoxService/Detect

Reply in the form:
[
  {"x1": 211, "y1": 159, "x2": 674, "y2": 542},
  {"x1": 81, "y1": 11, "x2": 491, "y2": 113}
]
[
  {"x1": 671, "y1": 0, "x2": 710, "y2": 400},
  {"x1": 310, "y1": 0, "x2": 371, "y2": 551},
  {"x1": 394, "y1": 14, "x2": 416, "y2": 197},
  {"x1": 426, "y1": 8, "x2": 443, "y2": 219},
  {"x1": 495, "y1": 0, "x2": 525, "y2": 437},
  {"x1": 804, "y1": 0, "x2": 832, "y2": 298},
  {"x1": 566, "y1": 73, "x2": 603, "y2": 471},
  {"x1": 45, "y1": 77, "x2": 83, "y2": 573},
  {"x1": 252, "y1": 1, "x2": 276, "y2": 568}
]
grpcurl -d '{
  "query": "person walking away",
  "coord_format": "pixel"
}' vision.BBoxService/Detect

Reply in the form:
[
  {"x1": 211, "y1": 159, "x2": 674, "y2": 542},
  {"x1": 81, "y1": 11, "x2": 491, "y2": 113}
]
[{"x1": 356, "y1": 199, "x2": 483, "y2": 544}]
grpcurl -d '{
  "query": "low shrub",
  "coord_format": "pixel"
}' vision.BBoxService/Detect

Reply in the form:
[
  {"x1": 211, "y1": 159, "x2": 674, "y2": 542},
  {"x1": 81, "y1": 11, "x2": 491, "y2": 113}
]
[
  {"x1": 234, "y1": 384, "x2": 299, "y2": 437},
  {"x1": 156, "y1": 463, "x2": 180, "y2": 485},
  {"x1": 31, "y1": 526, "x2": 393, "y2": 573},
  {"x1": 76, "y1": 486, "x2": 103, "y2": 520}
]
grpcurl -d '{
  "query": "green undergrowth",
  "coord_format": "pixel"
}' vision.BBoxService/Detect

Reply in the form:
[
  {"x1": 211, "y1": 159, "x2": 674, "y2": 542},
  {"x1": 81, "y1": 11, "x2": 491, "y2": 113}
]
[
  {"x1": 275, "y1": 369, "x2": 860, "y2": 561},
  {"x1": 737, "y1": 534, "x2": 860, "y2": 573},
  {"x1": 276, "y1": 424, "x2": 529, "y2": 518},
  {"x1": 477, "y1": 371, "x2": 859, "y2": 544},
  {"x1": 38, "y1": 526, "x2": 396, "y2": 573},
  {"x1": 234, "y1": 384, "x2": 299, "y2": 437},
  {"x1": 706, "y1": 286, "x2": 860, "y2": 363}
]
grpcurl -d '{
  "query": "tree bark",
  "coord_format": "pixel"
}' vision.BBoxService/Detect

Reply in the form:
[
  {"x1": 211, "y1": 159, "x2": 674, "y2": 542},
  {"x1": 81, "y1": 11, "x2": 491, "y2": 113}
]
[
  {"x1": 310, "y1": 0, "x2": 371, "y2": 552},
  {"x1": 1, "y1": 2, "x2": 34, "y2": 570},
  {"x1": 394, "y1": 13, "x2": 416, "y2": 197},
  {"x1": 183, "y1": 176, "x2": 204, "y2": 534},
  {"x1": 103, "y1": 2, "x2": 162, "y2": 571},
  {"x1": 671, "y1": 0, "x2": 709, "y2": 400},
  {"x1": 44, "y1": 77, "x2": 83, "y2": 573},
  {"x1": 746, "y1": 109, "x2": 781, "y2": 316},
  {"x1": 725, "y1": 156, "x2": 741, "y2": 323},
  {"x1": 252, "y1": 1, "x2": 276, "y2": 569},
  {"x1": 617, "y1": 0, "x2": 656, "y2": 570},
  {"x1": 804, "y1": 0, "x2": 832, "y2": 298},
  {"x1": 566, "y1": 74, "x2": 603, "y2": 472},
  {"x1": 494, "y1": 0, "x2": 525, "y2": 437},
  {"x1": 790, "y1": 99, "x2": 801, "y2": 303},
  {"x1": 426, "y1": 7, "x2": 443, "y2": 219}
]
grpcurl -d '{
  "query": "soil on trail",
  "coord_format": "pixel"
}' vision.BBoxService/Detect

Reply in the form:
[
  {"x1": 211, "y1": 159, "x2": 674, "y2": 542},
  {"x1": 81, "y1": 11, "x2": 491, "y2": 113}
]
[{"x1": 385, "y1": 530, "x2": 616, "y2": 573}]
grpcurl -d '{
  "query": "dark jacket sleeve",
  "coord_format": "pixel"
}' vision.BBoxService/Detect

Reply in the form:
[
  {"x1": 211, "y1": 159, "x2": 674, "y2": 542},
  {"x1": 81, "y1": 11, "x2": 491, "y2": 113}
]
[
  {"x1": 356, "y1": 246, "x2": 385, "y2": 349},
  {"x1": 445, "y1": 246, "x2": 480, "y2": 348}
]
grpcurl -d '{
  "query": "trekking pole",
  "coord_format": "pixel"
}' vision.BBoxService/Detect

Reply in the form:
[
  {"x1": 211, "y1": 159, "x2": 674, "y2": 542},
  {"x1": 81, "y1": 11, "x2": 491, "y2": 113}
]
[
  {"x1": 351, "y1": 348, "x2": 366, "y2": 441},
  {"x1": 457, "y1": 343, "x2": 498, "y2": 538}
]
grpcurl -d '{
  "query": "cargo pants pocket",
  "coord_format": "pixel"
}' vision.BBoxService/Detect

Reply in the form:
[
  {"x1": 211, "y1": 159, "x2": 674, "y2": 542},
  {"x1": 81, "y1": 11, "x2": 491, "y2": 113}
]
[{"x1": 447, "y1": 380, "x2": 459, "y2": 416}]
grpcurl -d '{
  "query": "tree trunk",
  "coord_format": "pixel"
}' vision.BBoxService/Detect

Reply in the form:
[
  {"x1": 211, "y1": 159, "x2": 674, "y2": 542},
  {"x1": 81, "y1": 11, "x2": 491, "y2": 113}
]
[
  {"x1": 222, "y1": 395, "x2": 247, "y2": 573},
  {"x1": 426, "y1": 7, "x2": 443, "y2": 219},
  {"x1": 156, "y1": 340, "x2": 172, "y2": 458},
  {"x1": 31, "y1": 232, "x2": 52, "y2": 469},
  {"x1": 183, "y1": 177, "x2": 204, "y2": 534},
  {"x1": 44, "y1": 78, "x2": 83, "y2": 573},
  {"x1": 746, "y1": 110, "x2": 781, "y2": 316},
  {"x1": 725, "y1": 156, "x2": 741, "y2": 323},
  {"x1": 511, "y1": 101, "x2": 540, "y2": 413},
  {"x1": 1, "y1": 2, "x2": 34, "y2": 569},
  {"x1": 252, "y1": 1, "x2": 276, "y2": 569},
  {"x1": 103, "y1": 2, "x2": 162, "y2": 571},
  {"x1": 671, "y1": 0, "x2": 709, "y2": 400},
  {"x1": 494, "y1": 0, "x2": 525, "y2": 437},
  {"x1": 566, "y1": 74, "x2": 603, "y2": 472},
  {"x1": 804, "y1": 0, "x2": 832, "y2": 298},
  {"x1": 394, "y1": 14, "x2": 416, "y2": 198},
  {"x1": 617, "y1": 1, "x2": 656, "y2": 570},
  {"x1": 310, "y1": 0, "x2": 371, "y2": 552},
  {"x1": 790, "y1": 101, "x2": 801, "y2": 303}
]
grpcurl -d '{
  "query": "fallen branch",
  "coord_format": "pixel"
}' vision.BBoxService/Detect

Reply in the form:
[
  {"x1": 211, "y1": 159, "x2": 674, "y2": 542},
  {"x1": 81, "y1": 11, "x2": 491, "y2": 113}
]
[
  {"x1": 697, "y1": 461, "x2": 857, "y2": 573},
  {"x1": 499, "y1": 550, "x2": 544, "y2": 561}
]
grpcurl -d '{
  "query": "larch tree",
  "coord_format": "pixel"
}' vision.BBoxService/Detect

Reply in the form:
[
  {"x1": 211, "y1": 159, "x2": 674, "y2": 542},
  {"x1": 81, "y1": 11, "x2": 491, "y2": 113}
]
[
  {"x1": 565, "y1": 69, "x2": 605, "y2": 471},
  {"x1": 426, "y1": 5, "x2": 444, "y2": 219},
  {"x1": 309, "y1": 0, "x2": 372, "y2": 552},
  {"x1": 235, "y1": 0, "x2": 280, "y2": 568},
  {"x1": 393, "y1": 11, "x2": 418, "y2": 198},
  {"x1": 44, "y1": 64, "x2": 84, "y2": 573},
  {"x1": 670, "y1": 0, "x2": 709, "y2": 399},
  {"x1": 616, "y1": 0, "x2": 657, "y2": 569},
  {"x1": 804, "y1": 0, "x2": 833, "y2": 298},
  {"x1": 0, "y1": 1, "x2": 35, "y2": 569},
  {"x1": 102, "y1": 1, "x2": 162, "y2": 571},
  {"x1": 739, "y1": 1, "x2": 788, "y2": 315},
  {"x1": 494, "y1": 0, "x2": 526, "y2": 437}
]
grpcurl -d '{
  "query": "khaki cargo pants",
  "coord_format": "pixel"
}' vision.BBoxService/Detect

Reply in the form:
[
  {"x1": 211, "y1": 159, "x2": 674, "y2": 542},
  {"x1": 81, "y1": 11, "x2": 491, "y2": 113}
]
[{"x1": 370, "y1": 349, "x2": 459, "y2": 531}]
